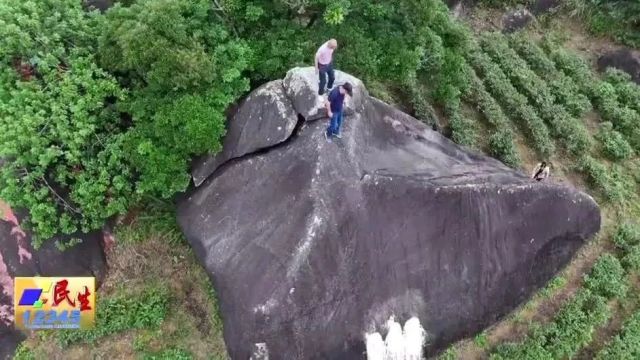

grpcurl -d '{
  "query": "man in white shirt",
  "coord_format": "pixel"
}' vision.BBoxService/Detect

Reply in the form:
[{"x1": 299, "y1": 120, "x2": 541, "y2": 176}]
[{"x1": 315, "y1": 39, "x2": 338, "y2": 96}]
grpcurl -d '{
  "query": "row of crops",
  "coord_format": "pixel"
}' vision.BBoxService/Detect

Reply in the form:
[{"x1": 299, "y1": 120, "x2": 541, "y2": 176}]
[
  {"x1": 491, "y1": 223, "x2": 640, "y2": 359},
  {"x1": 410, "y1": 10, "x2": 640, "y2": 359},
  {"x1": 427, "y1": 30, "x2": 640, "y2": 211}
]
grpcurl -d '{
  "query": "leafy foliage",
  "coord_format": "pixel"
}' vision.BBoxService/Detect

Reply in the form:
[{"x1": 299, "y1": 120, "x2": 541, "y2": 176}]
[
  {"x1": 466, "y1": 41, "x2": 555, "y2": 157},
  {"x1": 583, "y1": 254, "x2": 628, "y2": 299},
  {"x1": 596, "y1": 122, "x2": 634, "y2": 160},
  {"x1": 464, "y1": 67, "x2": 520, "y2": 167},
  {"x1": 481, "y1": 33, "x2": 591, "y2": 156},
  {"x1": 596, "y1": 310, "x2": 640, "y2": 359},
  {"x1": 508, "y1": 33, "x2": 592, "y2": 118},
  {"x1": 577, "y1": 155, "x2": 636, "y2": 204},
  {"x1": 491, "y1": 289, "x2": 610, "y2": 360},
  {"x1": 446, "y1": 99, "x2": 478, "y2": 148},
  {"x1": 567, "y1": 0, "x2": 640, "y2": 48},
  {"x1": 142, "y1": 348, "x2": 193, "y2": 360},
  {"x1": 544, "y1": 39, "x2": 640, "y2": 152},
  {"x1": 1, "y1": 0, "x2": 481, "y2": 244},
  {"x1": 490, "y1": 251, "x2": 630, "y2": 360},
  {"x1": 99, "y1": 0, "x2": 251, "y2": 198},
  {"x1": 0, "y1": 0, "x2": 130, "y2": 245},
  {"x1": 613, "y1": 222, "x2": 640, "y2": 271}
]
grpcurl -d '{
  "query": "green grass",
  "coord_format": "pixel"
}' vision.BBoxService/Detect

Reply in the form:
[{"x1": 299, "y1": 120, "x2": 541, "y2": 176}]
[
  {"x1": 474, "y1": 332, "x2": 489, "y2": 348},
  {"x1": 55, "y1": 286, "x2": 170, "y2": 347},
  {"x1": 15, "y1": 202, "x2": 227, "y2": 359}
]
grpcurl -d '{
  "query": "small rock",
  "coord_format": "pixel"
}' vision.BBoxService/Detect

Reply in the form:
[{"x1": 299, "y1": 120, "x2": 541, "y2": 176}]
[
  {"x1": 502, "y1": 8, "x2": 534, "y2": 33},
  {"x1": 598, "y1": 49, "x2": 640, "y2": 84}
]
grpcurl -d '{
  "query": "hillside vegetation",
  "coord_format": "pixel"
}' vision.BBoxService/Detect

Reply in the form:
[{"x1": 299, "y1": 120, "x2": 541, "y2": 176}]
[{"x1": 4, "y1": 0, "x2": 640, "y2": 359}]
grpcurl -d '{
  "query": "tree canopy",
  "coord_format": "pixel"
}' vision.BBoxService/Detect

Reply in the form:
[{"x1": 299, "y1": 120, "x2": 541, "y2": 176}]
[{"x1": 0, "y1": 0, "x2": 465, "y2": 246}]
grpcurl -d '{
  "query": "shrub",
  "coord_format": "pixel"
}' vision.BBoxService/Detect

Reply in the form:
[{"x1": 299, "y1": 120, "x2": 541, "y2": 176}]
[
  {"x1": 466, "y1": 41, "x2": 554, "y2": 157},
  {"x1": 613, "y1": 222, "x2": 640, "y2": 271},
  {"x1": 0, "y1": 0, "x2": 253, "y2": 246},
  {"x1": 544, "y1": 41, "x2": 640, "y2": 151},
  {"x1": 567, "y1": 0, "x2": 640, "y2": 48},
  {"x1": 0, "y1": 0, "x2": 129, "y2": 244},
  {"x1": 465, "y1": 66, "x2": 520, "y2": 167},
  {"x1": 481, "y1": 33, "x2": 591, "y2": 156},
  {"x1": 446, "y1": 100, "x2": 478, "y2": 148},
  {"x1": 596, "y1": 122, "x2": 634, "y2": 160},
  {"x1": 489, "y1": 130, "x2": 521, "y2": 168},
  {"x1": 583, "y1": 254, "x2": 628, "y2": 299},
  {"x1": 596, "y1": 310, "x2": 640, "y2": 359},
  {"x1": 576, "y1": 156, "x2": 636, "y2": 204},
  {"x1": 604, "y1": 69, "x2": 640, "y2": 113},
  {"x1": 614, "y1": 223, "x2": 640, "y2": 250},
  {"x1": 491, "y1": 289, "x2": 611, "y2": 360},
  {"x1": 622, "y1": 246, "x2": 640, "y2": 272},
  {"x1": 510, "y1": 34, "x2": 592, "y2": 118}
]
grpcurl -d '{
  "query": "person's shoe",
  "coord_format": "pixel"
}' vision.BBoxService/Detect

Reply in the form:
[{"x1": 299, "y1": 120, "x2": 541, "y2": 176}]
[{"x1": 334, "y1": 133, "x2": 342, "y2": 139}]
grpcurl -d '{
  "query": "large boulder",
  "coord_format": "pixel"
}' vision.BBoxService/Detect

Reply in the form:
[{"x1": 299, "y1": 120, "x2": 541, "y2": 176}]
[
  {"x1": 177, "y1": 67, "x2": 601, "y2": 359},
  {"x1": 282, "y1": 67, "x2": 367, "y2": 121},
  {"x1": 191, "y1": 68, "x2": 367, "y2": 186},
  {"x1": 0, "y1": 205, "x2": 107, "y2": 360},
  {"x1": 192, "y1": 80, "x2": 300, "y2": 187},
  {"x1": 598, "y1": 49, "x2": 640, "y2": 84}
]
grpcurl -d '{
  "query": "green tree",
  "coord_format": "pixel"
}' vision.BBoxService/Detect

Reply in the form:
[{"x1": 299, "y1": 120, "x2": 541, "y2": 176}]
[{"x1": 0, "y1": 0, "x2": 129, "y2": 244}]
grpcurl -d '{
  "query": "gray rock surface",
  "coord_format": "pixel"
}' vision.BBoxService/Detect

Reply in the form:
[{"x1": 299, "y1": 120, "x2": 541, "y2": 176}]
[
  {"x1": 178, "y1": 68, "x2": 601, "y2": 359},
  {"x1": 502, "y1": 8, "x2": 534, "y2": 33},
  {"x1": 192, "y1": 80, "x2": 299, "y2": 187},
  {"x1": 598, "y1": 49, "x2": 640, "y2": 84},
  {"x1": 0, "y1": 207, "x2": 106, "y2": 360},
  {"x1": 529, "y1": 0, "x2": 561, "y2": 15},
  {"x1": 283, "y1": 67, "x2": 367, "y2": 121}
]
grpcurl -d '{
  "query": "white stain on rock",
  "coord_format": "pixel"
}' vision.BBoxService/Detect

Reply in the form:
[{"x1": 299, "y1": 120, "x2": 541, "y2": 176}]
[
  {"x1": 287, "y1": 215, "x2": 323, "y2": 279},
  {"x1": 365, "y1": 316, "x2": 426, "y2": 360}
]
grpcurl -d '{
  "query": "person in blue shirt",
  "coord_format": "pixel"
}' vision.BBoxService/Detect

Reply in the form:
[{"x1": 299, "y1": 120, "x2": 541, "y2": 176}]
[{"x1": 324, "y1": 82, "x2": 353, "y2": 141}]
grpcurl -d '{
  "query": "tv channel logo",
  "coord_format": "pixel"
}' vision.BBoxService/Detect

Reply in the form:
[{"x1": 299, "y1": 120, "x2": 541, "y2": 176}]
[{"x1": 14, "y1": 277, "x2": 95, "y2": 330}]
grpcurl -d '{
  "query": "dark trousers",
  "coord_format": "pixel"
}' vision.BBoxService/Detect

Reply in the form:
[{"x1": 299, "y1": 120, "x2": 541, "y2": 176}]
[
  {"x1": 318, "y1": 63, "x2": 335, "y2": 95},
  {"x1": 326, "y1": 110, "x2": 343, "y2": 137}
]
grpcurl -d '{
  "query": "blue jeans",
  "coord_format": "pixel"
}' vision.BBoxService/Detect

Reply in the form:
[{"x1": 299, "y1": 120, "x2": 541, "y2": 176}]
[
  {"x1": 318, "y1": 63, "x2": 335, "y2": 95},
  {"x1": 326, "y1": 110, "x2": 343, "y2": 137}
]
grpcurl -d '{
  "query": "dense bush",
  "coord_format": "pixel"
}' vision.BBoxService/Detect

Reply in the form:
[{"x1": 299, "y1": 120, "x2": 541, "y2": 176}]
[
  {"x1": 596, "y1": 122, "x2": 634, "y2": 160},
  {"x1": 576, "y1": 155, "x2": 636, "y2": 204},
  {"x1": 583, "y1": 254, "x2": 628, "y2": 299},
  {"x1": 491, "y1": 250, "x2": 631, "y2": 360},
  {"x1": 0, "y1": 0, "x2": 253, "y2": 246},
  {"x1": 0, "y1": 0, "x2": 130, "y2": 243},
  {"x1": 481, "y1": 33, "x2": 592, "y2": 156},
  {"x1": 613, "y1": 222, "x2": 640, "y2": 271},
  {"x1": 567, "y1": 0, "x2": 640, "y2": 48},
  {"x1": 543, "y1": 40, "x2": 598, "y2": 95},
  {"x1": 465, "y1": 67, "x2": 520, "y2": 167},
  {"x1": 1, "y1": 0, "x2": 476, "y2": 244},
  {"x1": 603, "y1": 68, "x2": 640, "y2": 113},
  {"x1": 596, "y1": 310, "x2": 640, "y2": 359},
  {"x1": 491, "y1": 289, "x2": 610, "y2": 360},
  {"x1": 545, "y1": 40, "x2": 640, "y2": 152},
  {"x1": 466, "y1": 41, "x2": 555, "y2": 157},
  {"x1": 508, "y1": 34, "x2": 592, "y2": 118},
  {"x1": 445, "y1": 99, "x2": 478, "y2": 148}
]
